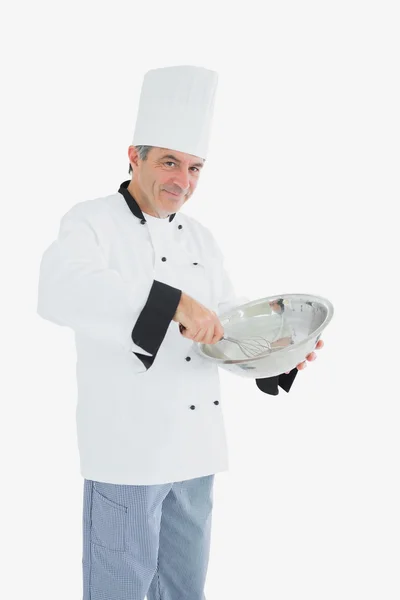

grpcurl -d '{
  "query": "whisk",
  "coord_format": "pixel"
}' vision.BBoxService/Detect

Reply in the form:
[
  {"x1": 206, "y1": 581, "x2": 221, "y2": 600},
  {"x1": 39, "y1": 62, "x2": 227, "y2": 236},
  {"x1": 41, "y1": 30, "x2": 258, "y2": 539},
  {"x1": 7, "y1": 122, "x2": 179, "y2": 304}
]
[
  {"x1": 179, "y1": 324, "x2": 272, "y2": 358},
  {"x1": 221, "y1": 334, "x2": 272, "y2": 357}
]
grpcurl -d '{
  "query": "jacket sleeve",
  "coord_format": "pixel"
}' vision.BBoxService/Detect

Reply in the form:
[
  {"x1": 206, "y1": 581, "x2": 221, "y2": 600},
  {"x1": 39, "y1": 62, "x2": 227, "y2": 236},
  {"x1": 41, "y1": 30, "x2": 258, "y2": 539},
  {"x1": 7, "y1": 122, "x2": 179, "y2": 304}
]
[
  {"x1": 211, "y1": 234, "x2": 298, "y2": 395},
  {"x1": 36, "y1": 206, "x2": 181, "y2": 360}
]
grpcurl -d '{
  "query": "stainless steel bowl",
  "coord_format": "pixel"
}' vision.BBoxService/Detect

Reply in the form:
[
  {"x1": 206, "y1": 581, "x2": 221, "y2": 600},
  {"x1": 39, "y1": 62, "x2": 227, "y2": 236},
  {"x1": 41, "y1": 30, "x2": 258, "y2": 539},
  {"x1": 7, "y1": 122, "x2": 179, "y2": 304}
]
[{"x1": 192, "y1": 293, "x2": 334, "y2": 378}]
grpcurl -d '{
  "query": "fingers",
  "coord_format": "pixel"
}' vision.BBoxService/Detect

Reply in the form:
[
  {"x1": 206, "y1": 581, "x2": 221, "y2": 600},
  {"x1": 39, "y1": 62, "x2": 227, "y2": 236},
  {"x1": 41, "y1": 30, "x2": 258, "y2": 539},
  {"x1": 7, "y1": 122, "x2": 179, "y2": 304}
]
[
  {"x1": 192, "y1": 324, "x2": 223, "y2": 344},
  {"x1": 178, "y1": 305, "x2": 223, "y2": 345},
  {"x1": 180, "y1": 327, "x2": 194, "y2": 340},
  {"x1": 295, "y1": 348, "x2": 319, "y2": 372},
  {"x1": 204, "y1": 322, "x2": 223, "y2": 345},
  {"x1": 283, "y1": 338, "x2": 325, "y2": 374},
  {"x1": 203, "y1": 321, "x2": 224, "y2": 345},
  {"x1": 285, "y1": 360, "x2": 306, "y2": 374},
  {"x1": 192, "y1": 327, "x2": 208, "y2": 343}
]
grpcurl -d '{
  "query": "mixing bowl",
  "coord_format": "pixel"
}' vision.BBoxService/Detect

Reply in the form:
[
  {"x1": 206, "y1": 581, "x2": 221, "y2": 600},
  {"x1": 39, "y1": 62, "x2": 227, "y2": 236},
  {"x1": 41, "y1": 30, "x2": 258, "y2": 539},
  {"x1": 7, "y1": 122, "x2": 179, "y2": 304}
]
[{"x1": 192, "y1": 293, "x2": 334, "y2": 378}]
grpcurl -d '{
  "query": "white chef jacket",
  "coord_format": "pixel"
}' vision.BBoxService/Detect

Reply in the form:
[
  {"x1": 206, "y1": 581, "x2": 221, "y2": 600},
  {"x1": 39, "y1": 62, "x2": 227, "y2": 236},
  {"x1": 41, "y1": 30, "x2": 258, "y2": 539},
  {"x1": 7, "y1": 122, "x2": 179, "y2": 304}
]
[{"x1": 37, "y1": 180, "x2": 297, "y2": 484}]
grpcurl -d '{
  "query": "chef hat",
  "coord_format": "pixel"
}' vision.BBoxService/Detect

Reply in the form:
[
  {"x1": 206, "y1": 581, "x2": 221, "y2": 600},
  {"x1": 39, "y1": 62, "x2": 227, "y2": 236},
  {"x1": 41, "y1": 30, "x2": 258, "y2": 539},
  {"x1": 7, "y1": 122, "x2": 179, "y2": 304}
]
[{"x1": 132, "y1": 65, "x2": 218, "y2": 159}]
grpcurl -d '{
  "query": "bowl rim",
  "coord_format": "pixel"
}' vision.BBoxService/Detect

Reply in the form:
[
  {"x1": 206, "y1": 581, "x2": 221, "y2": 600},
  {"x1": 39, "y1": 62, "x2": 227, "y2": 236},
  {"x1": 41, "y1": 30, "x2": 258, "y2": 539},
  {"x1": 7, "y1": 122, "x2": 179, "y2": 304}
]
[{"x1": 192, "y1": 293, "x2": 334, "y2": 365}]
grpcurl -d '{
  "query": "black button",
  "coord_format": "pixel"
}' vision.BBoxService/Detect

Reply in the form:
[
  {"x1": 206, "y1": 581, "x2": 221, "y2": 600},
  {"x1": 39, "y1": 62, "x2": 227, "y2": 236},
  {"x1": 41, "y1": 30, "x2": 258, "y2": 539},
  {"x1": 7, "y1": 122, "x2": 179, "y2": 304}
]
[
  {"x1": 185, "y1": 356, "x2": 191, "y2": 361},
  {"x1": 135, "y1": 339, "x2": 141, "y2": 345},
  {"x1": 161, "y1": 257, "x2": 167, "y2": 262},
  {"x1": 214, "y1": 400, "x2": 219, "y2": 405},
  {"x1": 193, "y1": 262, "x2": 198, "y2": 265},
  {"x1": 140, "y1": 219, "x2": 146, "y2": 224},
  {"x1": 178, "y1": 224, "x2": 183, "y2": 229},
  {"x1": 190, "y1": 405, "x2": 196, "y2": 410}
]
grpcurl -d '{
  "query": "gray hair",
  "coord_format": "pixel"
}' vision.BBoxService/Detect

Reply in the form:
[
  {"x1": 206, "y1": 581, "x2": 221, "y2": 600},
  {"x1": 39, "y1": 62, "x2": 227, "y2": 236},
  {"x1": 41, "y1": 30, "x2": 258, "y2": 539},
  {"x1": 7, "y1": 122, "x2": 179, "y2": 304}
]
[{"x1": 128, "y1": 145, "x2": 153, "y2": 174}]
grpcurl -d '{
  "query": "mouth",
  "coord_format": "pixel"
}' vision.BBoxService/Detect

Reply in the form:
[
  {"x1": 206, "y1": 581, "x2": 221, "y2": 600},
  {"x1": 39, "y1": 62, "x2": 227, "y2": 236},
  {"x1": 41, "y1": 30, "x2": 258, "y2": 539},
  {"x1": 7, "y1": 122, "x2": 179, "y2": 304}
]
[{"x1": 163, "y1": 190, "x2": 181, "y2": 198}]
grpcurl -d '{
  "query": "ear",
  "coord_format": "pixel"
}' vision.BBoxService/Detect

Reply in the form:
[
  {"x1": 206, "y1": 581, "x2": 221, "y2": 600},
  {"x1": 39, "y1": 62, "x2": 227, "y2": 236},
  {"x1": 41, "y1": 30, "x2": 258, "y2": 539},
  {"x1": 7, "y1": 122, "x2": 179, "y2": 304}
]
[{"x1": 128, "y1": 145, "x2": 140, "y2": 169}]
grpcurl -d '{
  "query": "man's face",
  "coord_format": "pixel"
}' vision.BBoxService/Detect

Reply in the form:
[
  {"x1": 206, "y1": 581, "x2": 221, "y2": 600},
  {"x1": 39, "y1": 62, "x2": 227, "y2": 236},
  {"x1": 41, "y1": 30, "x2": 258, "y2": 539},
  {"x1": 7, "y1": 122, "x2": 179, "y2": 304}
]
[{"x1": 127, "y1": 146, "x2": 205, "y2": 218}]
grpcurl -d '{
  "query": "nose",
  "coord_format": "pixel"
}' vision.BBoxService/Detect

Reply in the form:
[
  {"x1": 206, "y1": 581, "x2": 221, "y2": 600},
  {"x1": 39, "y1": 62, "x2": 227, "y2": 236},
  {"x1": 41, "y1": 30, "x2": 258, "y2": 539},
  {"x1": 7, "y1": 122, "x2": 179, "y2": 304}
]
[{"x1": 172, "y1": 169, "x2": 190, "y2": 193}]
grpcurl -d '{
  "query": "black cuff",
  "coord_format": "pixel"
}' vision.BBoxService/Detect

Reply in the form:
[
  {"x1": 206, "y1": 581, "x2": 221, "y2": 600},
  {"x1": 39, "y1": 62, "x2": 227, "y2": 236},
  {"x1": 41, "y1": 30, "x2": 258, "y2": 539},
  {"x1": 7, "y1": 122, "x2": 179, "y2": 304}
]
[
  {"x1": 255, "y1": 375, "x2": 279, "y2": 395},
  {"x1": 131, "y1": 280, "x2": 182, "y2": 356},
  {"x1": 132, "y1": 352, "x2": 155, "y2": 369},
  {"x1": 255, "y1": 368, "x2": 298, "y2": 395}
]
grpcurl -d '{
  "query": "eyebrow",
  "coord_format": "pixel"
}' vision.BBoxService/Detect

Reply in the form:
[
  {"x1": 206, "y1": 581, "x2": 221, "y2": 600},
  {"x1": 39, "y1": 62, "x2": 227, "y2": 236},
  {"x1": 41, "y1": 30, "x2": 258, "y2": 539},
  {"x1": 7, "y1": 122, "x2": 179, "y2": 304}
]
[{"x1": 159, "y1": 153, "x2": 205, "y2": 168}]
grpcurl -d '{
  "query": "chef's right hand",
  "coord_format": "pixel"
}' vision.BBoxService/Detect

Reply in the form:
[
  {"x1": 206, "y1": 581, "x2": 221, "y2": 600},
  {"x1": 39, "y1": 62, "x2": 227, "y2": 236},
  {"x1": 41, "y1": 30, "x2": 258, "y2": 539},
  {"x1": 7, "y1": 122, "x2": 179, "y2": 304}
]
[{"x1": 172, "y1": 292, "x2": 224, "y2": 344}]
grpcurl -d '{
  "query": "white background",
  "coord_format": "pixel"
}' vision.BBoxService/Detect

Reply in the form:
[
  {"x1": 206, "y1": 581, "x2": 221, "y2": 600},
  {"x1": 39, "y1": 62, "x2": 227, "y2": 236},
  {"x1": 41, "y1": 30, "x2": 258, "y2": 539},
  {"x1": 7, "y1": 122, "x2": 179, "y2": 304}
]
[{"x1": 2, "y1": 1, "x2": 399, "y2": 599}]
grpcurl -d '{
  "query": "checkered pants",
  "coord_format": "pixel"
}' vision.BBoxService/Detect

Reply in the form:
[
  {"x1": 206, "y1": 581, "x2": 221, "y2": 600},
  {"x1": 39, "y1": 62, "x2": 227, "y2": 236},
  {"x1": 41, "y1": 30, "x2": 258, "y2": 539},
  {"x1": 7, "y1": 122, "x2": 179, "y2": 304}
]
[{"x1": 82, "y1": 475, "x2": 215, "y2": 600}]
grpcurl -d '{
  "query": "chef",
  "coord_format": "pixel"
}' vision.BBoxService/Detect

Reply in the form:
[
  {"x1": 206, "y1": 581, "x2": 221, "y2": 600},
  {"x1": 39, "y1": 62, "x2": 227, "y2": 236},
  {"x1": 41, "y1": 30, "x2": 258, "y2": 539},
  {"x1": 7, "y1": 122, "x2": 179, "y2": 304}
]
[{"x1": 37, "y1": 65, "x2": 323, "y2": 600}]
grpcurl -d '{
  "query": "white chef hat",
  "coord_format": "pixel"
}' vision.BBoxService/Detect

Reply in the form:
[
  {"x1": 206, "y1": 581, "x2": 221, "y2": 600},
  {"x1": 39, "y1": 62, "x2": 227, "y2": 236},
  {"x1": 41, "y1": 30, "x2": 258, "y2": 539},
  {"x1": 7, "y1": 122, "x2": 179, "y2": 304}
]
[{"x1": 132, "y1": 65, "x2": 218, "y2": 159}]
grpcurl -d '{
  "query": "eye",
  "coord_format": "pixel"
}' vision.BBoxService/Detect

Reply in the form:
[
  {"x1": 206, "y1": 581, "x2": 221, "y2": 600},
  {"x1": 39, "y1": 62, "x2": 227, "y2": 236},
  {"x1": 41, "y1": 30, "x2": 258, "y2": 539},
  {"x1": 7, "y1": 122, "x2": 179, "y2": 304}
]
[{"x1": 164, "y1": 162, "x2": 199, "y2": 173}]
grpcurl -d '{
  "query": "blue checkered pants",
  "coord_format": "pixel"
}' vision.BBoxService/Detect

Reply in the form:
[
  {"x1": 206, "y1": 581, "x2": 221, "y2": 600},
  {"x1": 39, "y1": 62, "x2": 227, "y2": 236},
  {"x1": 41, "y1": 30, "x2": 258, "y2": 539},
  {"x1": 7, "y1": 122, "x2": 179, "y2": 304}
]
[{"x1": 82, "y1": 475, "x2": 215, "y2": 600}]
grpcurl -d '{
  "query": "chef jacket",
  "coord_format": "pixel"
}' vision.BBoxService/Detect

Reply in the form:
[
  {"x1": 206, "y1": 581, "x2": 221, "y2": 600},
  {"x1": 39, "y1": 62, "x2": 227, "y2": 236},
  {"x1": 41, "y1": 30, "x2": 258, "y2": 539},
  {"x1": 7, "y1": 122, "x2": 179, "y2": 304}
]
[{"x1": 37, "y1": 180, "x2": 297, "y2": 485}]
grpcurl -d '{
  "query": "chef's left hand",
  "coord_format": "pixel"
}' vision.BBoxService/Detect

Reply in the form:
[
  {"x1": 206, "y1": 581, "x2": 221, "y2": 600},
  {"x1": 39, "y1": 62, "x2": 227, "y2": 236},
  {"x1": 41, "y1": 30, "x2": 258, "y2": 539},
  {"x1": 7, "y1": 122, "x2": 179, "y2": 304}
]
[{"x1": 285, "y1": 339, "x2": 324, "y2": 374}]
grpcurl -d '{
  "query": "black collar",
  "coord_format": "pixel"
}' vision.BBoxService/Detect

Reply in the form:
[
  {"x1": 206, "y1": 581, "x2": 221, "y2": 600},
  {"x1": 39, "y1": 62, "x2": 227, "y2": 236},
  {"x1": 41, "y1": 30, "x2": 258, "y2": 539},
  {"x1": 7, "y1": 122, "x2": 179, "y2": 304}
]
[{"x1": 118, "y1": 180, "x2": 176, "y2": 222}]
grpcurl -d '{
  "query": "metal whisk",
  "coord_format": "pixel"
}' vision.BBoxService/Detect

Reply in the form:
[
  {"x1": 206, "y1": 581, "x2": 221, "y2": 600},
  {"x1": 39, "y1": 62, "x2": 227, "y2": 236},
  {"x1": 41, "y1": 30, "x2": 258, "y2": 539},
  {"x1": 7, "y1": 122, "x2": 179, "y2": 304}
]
[
  {"x1": 221, "y1": 335, "x2": 272, "y2": 358},
  {"x1": 179, "y1": 323, "x2": 271, "y2": 358}
]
